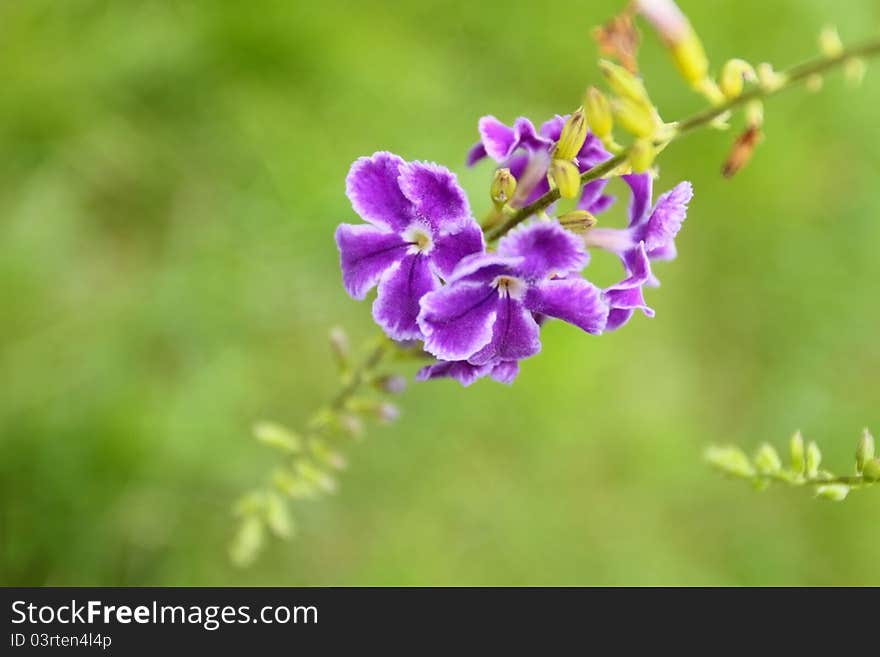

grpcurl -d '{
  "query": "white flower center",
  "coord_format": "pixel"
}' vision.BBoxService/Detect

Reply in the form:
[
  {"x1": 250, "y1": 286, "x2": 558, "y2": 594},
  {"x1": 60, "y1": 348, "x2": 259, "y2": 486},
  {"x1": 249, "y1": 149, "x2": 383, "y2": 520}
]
[
  {"x1": 402, "y1": 224, "x2": 434, "y2": 255},
  {"x1": 491, "y1": 275, "x2": 526, "y2": 300}
]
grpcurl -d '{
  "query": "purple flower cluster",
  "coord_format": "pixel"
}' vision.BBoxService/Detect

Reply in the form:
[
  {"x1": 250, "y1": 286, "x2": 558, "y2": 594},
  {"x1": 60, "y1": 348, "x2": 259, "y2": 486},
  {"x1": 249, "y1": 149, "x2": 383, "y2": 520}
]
[{"x1": 335, "y1": 115, "x2": 692, "y2": 386}]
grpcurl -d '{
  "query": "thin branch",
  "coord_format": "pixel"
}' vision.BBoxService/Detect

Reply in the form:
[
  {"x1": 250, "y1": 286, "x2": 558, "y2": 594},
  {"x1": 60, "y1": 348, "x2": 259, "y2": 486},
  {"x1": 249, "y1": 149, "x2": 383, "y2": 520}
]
[{"x1": 486, "y1": 36, "x2": 880, "y2": 242}]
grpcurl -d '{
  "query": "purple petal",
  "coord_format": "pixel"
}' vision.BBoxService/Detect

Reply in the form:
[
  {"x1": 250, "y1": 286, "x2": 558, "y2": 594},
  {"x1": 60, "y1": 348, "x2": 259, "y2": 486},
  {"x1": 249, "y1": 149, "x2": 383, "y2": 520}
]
[
  {"x1": 345, "y1": 152, "x2": 413, "y2": 231},
  {"x1": 489, "y1": 360, "x2": 520, "y2": 384},
  {"x1": 507, "y1": 152, "x2": 552, "y2": 207},
  {"x1": 524, "y1": 277, "x2": 608, "y2": 335},
  {"x1": 372, "y1": 254, "x2": 438, "y2": 340},
  {"x1": 418, "y1": 282, "x2": 498, "y2": 361},
  {"x1": 466, "y1": 142, "x2": 487, "y2": 166},
  {"x1": 603, "y1": 244, "x2": 655, "y2": 331},
  {"x1": 478, "y1": 115, "x2": 517, "y2": 161},
  {"x1": 577, "y1": 178, "x2": 611, "y2": 213},
  {"x1": 582, "y1": 193, "x2": 616, "y2": 215},
  {"x1": 576, "y1": 134, "x2": 613, "y2": 169},
  {"x1": 398, "y1": 161, "x2": 471, "y2": 233},
  {"x1": 448, "y1": 252, "x2": 522, "y2": 285},
  {"x1": 497, "y1": 220, "x2": 588, "y2": 279},
  {"x1": 416, "y1": 359, "x2": 491, "y2": 387},
  {"x1": 469, "y1": 296, "x2": 541, "y2": 365},
  {"x1": 642, "y1": 181, "x2": 692, "y2": 252},
  {"x1": 539, "y1": 115, "x2": 566, "y2": 141},
  {"x1": 335, "y1": 223, "x2": 408, "y2": 299},
  {"x1": 513, "y1": 117, "x2": 552, "y2": 152},
  {"x1": 622, "y1": 173, "x2": 654, "y2": 228},
  {"x1": 430, "y1": 221, "x2": 485, "y2": 280},
  {"x1": 606, "y1": 308, "x2": 636, "y2": 332}
]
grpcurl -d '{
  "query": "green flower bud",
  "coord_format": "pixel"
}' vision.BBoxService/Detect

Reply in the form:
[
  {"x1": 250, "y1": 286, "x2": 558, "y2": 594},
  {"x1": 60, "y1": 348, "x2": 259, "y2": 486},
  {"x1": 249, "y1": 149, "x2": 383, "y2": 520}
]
[
  {"x1": 862, "y1": 458, "x2": 880, "y2": 482},
  {"x1": 671, "y1": 30, "x2": 710, "y2": 85},
  {"x1": 805, "y1": 441, "x2": 822, "y2": 479},
  {"x1": 264, "y1": 493, "x2": 293, "y2": 539},
  {"x1": 815, "y1": 484, "x2": 849, "y2": 502},
  {"x1": 856, "y1": 429, "x2": 875, "y2": 473},
  {"x1": 558, "y1": 210, "x2": 597, "y2": 234},
  {"x1": 705, "y1": 445, "x2": 755, "y2": 479},
  {"x1": 790, "y1": 431, "x2": 806, "y2": 476},
  {"x1": 253, "y1": 421, "x2": 302, "y2": 454},
  {"x1": 490, "y1": 168, "x2": 517, "y2": 208},
  {"x1": 612, "y1": 96, "x2": 657, "y2": 138},
  {"x1": 628, "y1": 139, "x2": 656, "y2": 173},
  {"x1": 549, "y1": 159, "x2": 581, "y2": 199},
  {"x1": 554, "y1": 108, "x2": 588, "y2": 161},
  {"x1": 754, "y1": 443, "x2": 782, "y2": 475},
  {"x1": 819, "y1": 25, "x2": 843, "y2": 58},
  {"x1": 599, "y1": 59, "x2": 651, "y2": 106},
  {"x1": 584, "y1": 87, "x2": 613, "y2": 138},
  {"x1": 720, "y1": 59, "x2": 757, "y2": 99}
]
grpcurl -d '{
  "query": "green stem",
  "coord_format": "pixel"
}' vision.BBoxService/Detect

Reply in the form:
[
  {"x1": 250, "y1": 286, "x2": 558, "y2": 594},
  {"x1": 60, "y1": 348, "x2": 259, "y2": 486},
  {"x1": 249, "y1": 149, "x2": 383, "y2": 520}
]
[{"x1": 486, "y1": 35, "x2": 880, "y2": 242}]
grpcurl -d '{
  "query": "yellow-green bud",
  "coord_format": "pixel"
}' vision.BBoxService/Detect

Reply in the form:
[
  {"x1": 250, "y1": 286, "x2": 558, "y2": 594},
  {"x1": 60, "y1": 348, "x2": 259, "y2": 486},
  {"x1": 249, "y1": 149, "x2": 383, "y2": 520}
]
[
  {"x1": 584, "y1": 87, "x2": 613, "y2": 138},
  {"x1": 754, "y1": 443, "x2": 782, "y2": 475},
  {"x1": 558, "y1": 210, "x2": 597, "y2": 234},
  {"x1": 705, "y1": 445, "x2": 755, "y2": 479},
  {"x1": 844, "y1": 57, "x2": 867, "y2": 87},
  {"x1": 819, "y1": 25, "x2": 844, "y2": 58},
  {"x1": 628, "y1": 139, "x2": 656, "y2": 173},
  {"x1": 805, "y1": 74, "x2": 823, "y2": 93},
  {"x1": 856, "y1": 429, "x2": 875, "y2": 473},
  {"x1": 790, "y1": 431, "x2": 806, "y2": 476},
  {"x1": 746, "y1": 100, "x2": 764, "y2": 128},
  {"x1": 720, "y1": 59, "x2": 757, "y2": 99},
  {"x1": 554, "y1": 108, "x2": 588, "y2": 161},
  {"x1": 490, "y1": 168, "x2": 517, "y2": 208},
  {"x1": 757, "y1": 62, "x2": 787, "y2": 92},
  {"x1": 815, "y1": 484, "x2": 849, "y2": 502},
  {"x1": 612, "y1": 96, "x2": 657, "y2": 138},
  {"x1": 549, "y1": 159, "x2": 581, "y2": 199},
  {"x1": 671, "y1": 30, "x2": 710, "y2": 86},
  {"x1": 805, "y1": 441, "x2": 822, "y2": 479},
  {"x1": 598, "y1": 59, "x2": 651, "y2": 106},
  {"x1": 862, "y1": 458, "x2": 880, "y2": 482}
]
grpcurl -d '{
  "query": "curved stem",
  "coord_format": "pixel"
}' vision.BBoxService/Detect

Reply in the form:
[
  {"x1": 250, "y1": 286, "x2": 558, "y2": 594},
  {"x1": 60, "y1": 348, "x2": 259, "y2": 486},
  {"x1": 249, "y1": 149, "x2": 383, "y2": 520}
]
[{"x1": 487, "y1": 35, "x2": 880, "y2": 242}]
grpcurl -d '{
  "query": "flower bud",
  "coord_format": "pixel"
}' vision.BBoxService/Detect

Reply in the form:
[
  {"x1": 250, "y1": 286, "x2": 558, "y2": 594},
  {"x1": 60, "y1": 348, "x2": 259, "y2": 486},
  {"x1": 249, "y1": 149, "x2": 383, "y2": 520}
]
[
  {"x1": 819, "y1": 25, "x2": 843, "y2": 58},
  {"x1": 628, "y1": 139, "x2": 656, "y2": 173},
  {"x1": 815, "y1": 484, "x2": 849, "y2": 502},
  {"x1": 612, "y1": 96, "x2": 657, "y2": 138},
  {"x1": 254, "y1": 421, "x2": 302, "y2": 454},
  {"x1": 705, "y1": 445, "x2": 755, "y2": 479},
  {"x1": 584, "y1": 87, "x2": 614, "y2": 138},
  {"x1": 856, "y1": 429, "x2": 875, "y2": 473},
  {"x1": 805, "y1": 441, "x2": 822, "y2": 479},
  {"x1": 862, "y1": 458, "x2": 880, "y2": 482},
  {"x1": 329, "y1": 326, "x2": 350, "y2": 371},
  {"x1": 670, "y1": 31, "x2": 709, "y2": 86},
  {"x1": 757, "y1": 62, "x2": 787, "y2": 92},
  {"x1": 549, "y1": 159, "x2": 581, "y2": 199},
  {"x1": 844, "y1": 57, "x2": 867, "y2": 87},
  {"x1": 599, "y1": 59, "x2": 651, "y2": 106},
  {"x1": 790, "y1": 431, "x2": 806, "y2": 476},
  {"x1": 754, "y1": 443, "x2": 782, "y2": 475},
  {"x1": 745, "y1": 100, "x2": 764, "y2": 127},
  {"x1": 558, "y1": 210, "x2": 597, "y2": 234},
  {"x1": 490, "y1": 168, "x2": 517, "y2": 208},
  {"x1": 373, "y1": 374, "x2": 407, "y2": 395},
  {"x1": 720, "y1": 59, "x2": 757, "y2": 99},
  {"x1": 554, "y1": 108, "x2": 589, "y2": 161}
]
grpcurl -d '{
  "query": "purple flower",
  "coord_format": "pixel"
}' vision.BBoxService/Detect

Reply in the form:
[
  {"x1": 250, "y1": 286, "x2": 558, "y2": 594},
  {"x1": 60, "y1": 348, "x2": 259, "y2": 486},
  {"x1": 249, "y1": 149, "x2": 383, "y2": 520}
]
[
  {"x1": 467, "y1": 114, "x2": 616, "y2": 213},
  {"x1": 336, "y1": 152, "x2": 485, "y2": 340},
  {"x1": 416, "y1": 359, "x2": 519, "y2": 387},
  {"x1": 417, "y1": 221, "x2": 608, "y2": 375},
  {"x1": 584, "y1": 174, "x2": 693, "y2": 330}
]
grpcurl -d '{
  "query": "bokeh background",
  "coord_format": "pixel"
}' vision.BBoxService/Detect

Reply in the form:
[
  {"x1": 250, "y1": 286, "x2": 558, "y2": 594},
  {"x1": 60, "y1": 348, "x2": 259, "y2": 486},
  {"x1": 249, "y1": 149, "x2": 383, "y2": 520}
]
[{"x1": 2, "y1": 0, "x2": 879, "y2": 586}]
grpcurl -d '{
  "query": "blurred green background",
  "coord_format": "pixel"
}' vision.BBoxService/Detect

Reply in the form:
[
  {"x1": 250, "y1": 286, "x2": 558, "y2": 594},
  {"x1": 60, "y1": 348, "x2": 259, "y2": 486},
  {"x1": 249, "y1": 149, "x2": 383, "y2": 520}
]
[{"x1": 2, "y1": 0, "x2": 878, "y2": 586}]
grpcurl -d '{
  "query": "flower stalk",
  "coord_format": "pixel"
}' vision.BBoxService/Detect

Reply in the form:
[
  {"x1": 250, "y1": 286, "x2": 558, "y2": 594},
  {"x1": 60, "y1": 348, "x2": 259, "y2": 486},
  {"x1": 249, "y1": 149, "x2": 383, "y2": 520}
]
[{"x1": 487, "y1": 35, "x2": 880, "y2": 243}]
